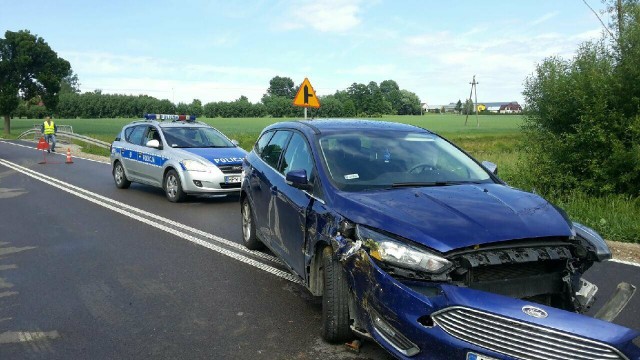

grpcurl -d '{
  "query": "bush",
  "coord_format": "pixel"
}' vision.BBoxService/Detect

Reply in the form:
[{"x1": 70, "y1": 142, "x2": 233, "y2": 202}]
[{"x1": 521, "y1": 1, "x2": 640, "y2": 197}]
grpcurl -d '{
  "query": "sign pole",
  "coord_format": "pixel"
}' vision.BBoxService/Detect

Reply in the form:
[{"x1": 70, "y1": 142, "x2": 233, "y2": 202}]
[{"x1": 304, "y1": 107, "x2": 307, "y2": 120}]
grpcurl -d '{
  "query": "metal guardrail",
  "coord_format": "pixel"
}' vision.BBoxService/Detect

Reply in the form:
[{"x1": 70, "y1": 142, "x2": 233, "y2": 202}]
[{"x1": 17, "y1": 128, "x2": 111, "y2": 149}]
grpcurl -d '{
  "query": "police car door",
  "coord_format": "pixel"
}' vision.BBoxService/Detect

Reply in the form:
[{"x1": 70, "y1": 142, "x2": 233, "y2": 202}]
[
  {"x1": 137, "y1": 125, "x2": 166, "y2": 187},
  {"x1": 121, "y1": 125, "x2": 148, "y2": 180}
]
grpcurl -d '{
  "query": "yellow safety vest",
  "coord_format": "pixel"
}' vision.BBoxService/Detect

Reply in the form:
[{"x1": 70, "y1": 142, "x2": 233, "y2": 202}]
[{"x1": 44, "y1": 121, "x2": 55, "y2": 135}]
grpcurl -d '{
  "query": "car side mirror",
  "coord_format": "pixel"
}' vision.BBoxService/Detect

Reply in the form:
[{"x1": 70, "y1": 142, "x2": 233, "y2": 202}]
[
  {"x1": 146, "y1": 139, "x2": 162, "y2": 149},
  {"x1": 286, "y1": 169, "x2": 312, "y2": 191},
  {"x1": 231, "y1": 139, "x2": 239, "y2": 146},
  {"x1": 482, "y1": 160, "x2": 498, "y2": 175}
]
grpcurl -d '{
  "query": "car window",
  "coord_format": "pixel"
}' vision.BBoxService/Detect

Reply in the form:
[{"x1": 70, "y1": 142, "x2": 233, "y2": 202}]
[
  {"x1": 319, "y1": 131, "x2": 493, "y2": 191},
  {"x1": 144, "y1": 126, "x2": 162, "y2": 146},
  {"x1": 254, "y1": 131, "x2": 274, "y2": 156},
  {"x1": 125, "y1": 125, "x2": 147, "y2": 146},
  {"x1": 260, "y1": 130, "x2": 291, "y2": 169},
  {"x1": 162, "y1": 127, "x2": 235, "y2": 148},
  {"x1": 280, "y1": 132, "x2": 314, "y2": 180}
]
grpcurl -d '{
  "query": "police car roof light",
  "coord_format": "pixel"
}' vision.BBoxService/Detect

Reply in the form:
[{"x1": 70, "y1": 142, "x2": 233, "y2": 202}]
[{"x1": 143, "y1": 114, "x2": 197, "y2": 122}]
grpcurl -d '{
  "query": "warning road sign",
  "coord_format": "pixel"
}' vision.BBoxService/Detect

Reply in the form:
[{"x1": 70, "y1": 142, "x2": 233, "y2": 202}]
[{"x1": 293, "y1": 78, "x2": 320, "y2": 108}]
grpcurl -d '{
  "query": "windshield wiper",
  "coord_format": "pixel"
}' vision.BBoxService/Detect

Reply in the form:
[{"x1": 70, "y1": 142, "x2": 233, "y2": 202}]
[{"x1": 391, "y1": 180, "x2": 480, "y2": 188}]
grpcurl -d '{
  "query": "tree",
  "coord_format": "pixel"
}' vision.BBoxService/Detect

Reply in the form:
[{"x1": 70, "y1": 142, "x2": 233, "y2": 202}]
[
  {"x1": 0, "y1": 30, "x2": 71, "y2": 134},
  {"x1": 266, "y1": 76, "x2": 295, "y2": 99},
  {"x1": 462, "y1": 99, "x2": 474, "y2": 115},
  {"x1": 455, "y1": 99, "x2": 462, "y2": 114}
]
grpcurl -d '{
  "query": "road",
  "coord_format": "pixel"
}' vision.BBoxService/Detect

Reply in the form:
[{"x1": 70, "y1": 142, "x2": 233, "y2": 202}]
[{"x1": 0, "y1": 139, "x2": 638, "y2": 359}]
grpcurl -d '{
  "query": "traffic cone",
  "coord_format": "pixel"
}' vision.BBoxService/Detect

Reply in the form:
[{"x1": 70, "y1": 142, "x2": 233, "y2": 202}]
[{"x1": 65, "y1": 148, "x2": 73, "y2": 164}]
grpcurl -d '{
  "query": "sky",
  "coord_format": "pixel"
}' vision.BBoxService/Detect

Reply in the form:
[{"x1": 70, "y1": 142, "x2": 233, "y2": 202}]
[{"x1": 1, "y1": 0, "x2": 613, "y2": 107}]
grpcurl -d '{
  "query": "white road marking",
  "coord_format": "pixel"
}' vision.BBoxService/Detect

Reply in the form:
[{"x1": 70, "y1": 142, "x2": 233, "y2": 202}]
[
  {"x1": 0, "y1": 146, "x2": 281, "y2": 264},
  {"x1": 608, "y1": 258, "x2": 640, "y2": 268},
  {"x1": 0, "y1": 140, "x2": 110, "y2": 164},
  {"x1": 0, "y1": 158, "x2": 299, "y2": 284}
]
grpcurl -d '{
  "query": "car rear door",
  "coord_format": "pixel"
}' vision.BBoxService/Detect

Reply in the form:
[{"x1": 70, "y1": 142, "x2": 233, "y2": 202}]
[{"x1": 251, "y1": 130, "x2": 292, "y2": 247}]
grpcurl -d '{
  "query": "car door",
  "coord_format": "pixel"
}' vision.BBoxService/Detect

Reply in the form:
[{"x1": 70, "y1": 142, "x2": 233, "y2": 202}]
[
  {"x1": 272, "y1": 132, "x2": 317, "y2": 277},
  {"x1": 121, "y1": 125, "x2": 147, "y2": 180},
  {"x1": 252, "y1": 130, "x2": 291, "y2": 247},
  {"x1": 137, "y1": 125, "x2": 166, "y2": 186}
]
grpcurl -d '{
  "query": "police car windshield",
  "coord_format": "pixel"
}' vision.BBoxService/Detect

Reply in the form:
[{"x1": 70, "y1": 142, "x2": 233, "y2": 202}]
[{"x1": 163, "y1": 127, "x2": 235, "y2": 148}]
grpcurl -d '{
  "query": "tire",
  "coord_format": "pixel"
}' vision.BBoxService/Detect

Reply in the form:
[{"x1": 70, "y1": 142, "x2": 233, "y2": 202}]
[
  {"x1": 113, "y1": 161, "x2": 131, "y2": 189},
  {"x1": 241, "y1": 197, "x2": 264, "y2": 250},
  {"x1": 164, "y1": 169, "x2": 186, "y2": 203},
  {"x1": 321, "y1": 246, "x2": 352, "y2": 343}
]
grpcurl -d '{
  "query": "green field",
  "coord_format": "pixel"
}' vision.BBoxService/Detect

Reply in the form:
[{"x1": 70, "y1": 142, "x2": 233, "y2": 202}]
[{"x1": 2, "y1": 114, "x2": 637, "y2": 243}]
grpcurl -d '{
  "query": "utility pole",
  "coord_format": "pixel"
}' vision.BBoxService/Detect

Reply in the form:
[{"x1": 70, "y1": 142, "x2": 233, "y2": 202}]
[{"x1": 464, "y1": 75, "x2": 479, "y2": 127}]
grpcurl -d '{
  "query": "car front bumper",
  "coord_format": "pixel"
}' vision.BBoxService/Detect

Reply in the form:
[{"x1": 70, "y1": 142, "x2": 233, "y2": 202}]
[
  {"x1": 345, "y1": 253, "x2": 640, "y2": 360},
  {"x1": 179, "y1": 168, "x2": 242, "y2": 194}
]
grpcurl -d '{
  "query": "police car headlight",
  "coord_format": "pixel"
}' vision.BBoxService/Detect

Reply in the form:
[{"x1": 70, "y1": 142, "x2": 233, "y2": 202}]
[
  {"x1": 357, "y1": 226, "x2": 451, "y2": 274},
  {"x1": 181, "y1": 160, "x2": 209, "y2": 172}
]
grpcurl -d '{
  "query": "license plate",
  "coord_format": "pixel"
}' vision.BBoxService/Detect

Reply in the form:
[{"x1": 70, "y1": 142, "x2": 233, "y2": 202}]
[
  {"x1": 225, "y1": 175, "x2": 241, "y2": 184},
  {"x1": 467, "y1": 352, "x2": 499, "y2": 360}
]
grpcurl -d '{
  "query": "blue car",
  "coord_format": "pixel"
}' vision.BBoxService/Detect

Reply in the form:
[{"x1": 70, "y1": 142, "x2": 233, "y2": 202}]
[{"x1": 240, "y1": 119, "x2": 639, "y2": 360}]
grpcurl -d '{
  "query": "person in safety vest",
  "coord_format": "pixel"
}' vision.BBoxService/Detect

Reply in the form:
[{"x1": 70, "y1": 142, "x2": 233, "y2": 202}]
[{"x1": 41, "y1": 116, "x2": 58, "y2": 153}]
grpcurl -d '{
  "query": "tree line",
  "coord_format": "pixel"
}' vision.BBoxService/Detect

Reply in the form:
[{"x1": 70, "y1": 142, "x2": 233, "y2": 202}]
[{"x1": 40, "y1": 76, "x2": 422, "y2": 119}]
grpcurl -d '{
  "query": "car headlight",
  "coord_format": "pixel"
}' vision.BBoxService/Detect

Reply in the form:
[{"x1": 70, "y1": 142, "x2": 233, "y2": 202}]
[
  {"x1": 357, "y1": 225, "x2": 451, "y2": 274},
  {"x1": 181, "y1": 159, "x2": 209, "y2": 172}
]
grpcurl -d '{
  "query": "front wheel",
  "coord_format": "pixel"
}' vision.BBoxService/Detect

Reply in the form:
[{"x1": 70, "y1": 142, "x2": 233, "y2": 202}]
[
  {"x1": 164, "y1": 169, "x2": 186, "y2": 202},
  {"x1": 321, "y1": 246, "x2": 352, "y2": 343},
  {"x1": 113, "y1": 161, "x2": 131, "y2": 189},
  {"x1": 241, "y1": 197, "x2": 263, "y2": 250}
]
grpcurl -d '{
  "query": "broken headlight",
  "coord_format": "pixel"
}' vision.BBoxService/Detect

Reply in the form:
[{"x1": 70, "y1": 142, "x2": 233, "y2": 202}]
[{"x1": 356, "y1": 225, "x2": 451, "y2": 274}]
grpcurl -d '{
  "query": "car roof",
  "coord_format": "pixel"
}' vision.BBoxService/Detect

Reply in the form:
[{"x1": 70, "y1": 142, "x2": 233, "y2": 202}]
[
  {"x1": 125, "y1": 119, "x2": 211, "y2": 129},
  {"x1": 264, "y1": 119, "x2": 430, "y2": 135}
]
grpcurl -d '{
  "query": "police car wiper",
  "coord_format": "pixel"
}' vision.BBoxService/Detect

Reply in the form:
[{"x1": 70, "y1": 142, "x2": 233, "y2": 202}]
[{"x1": 391, "y1": 180, "x2": 478, "y2": 188}]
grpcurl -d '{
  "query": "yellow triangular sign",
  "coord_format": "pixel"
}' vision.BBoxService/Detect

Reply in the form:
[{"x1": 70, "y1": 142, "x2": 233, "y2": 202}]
[{"x1": 293, "y1": 78, "x2": 320, "y2": 108}]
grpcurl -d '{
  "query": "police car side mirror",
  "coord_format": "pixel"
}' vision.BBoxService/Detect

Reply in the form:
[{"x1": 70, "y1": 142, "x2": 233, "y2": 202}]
[
  {"x1": 146, "y1": 139, "x2": 162, "y2": 149},
  {"x1": 231, "y1": 139, "x2": 239, "y2": 146}
]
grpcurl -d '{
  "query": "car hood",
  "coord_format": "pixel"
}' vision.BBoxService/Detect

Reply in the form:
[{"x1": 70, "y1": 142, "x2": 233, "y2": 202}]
[
  {"x1": 182, "y1": 147, "x2": 247, "y2": 166},
  {"x1": 333, "y1": 184, "x2": 573, "y2": 253}
]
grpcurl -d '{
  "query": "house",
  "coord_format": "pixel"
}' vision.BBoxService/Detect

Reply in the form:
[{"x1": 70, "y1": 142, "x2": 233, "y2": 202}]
[{"x1": 477, "y1": 101, "x2": 522, "y2": 114}]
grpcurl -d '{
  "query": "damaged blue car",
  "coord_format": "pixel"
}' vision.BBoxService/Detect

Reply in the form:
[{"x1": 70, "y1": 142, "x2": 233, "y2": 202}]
[{"x1": 240, "y1": 119, "x2": 639, "y2": 360}]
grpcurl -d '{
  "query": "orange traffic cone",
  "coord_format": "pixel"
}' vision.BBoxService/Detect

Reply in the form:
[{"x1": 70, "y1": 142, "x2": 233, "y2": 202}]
[{"x1": 65, "y1": 148, "x2": 73, "y2": 164}]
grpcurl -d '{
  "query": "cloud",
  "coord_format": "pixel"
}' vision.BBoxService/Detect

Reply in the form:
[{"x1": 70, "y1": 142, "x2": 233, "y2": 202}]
[
  {"x1": 277, "y1": 0, "x2": 363, "y2": 33},
  {"x1": 529, "y1": 11, "x2": 560, "y2": 26},
  {"x1": 62, "y1": 51, "x2": 279, "y2": 103},
  {"x1": 399, "y1": 24, "x2": 603, "y2": 104}
]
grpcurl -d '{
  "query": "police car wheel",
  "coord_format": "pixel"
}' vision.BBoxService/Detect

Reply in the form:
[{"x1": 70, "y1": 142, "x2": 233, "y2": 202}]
[
  {"x1": 113, "y1": 161, "x2": 131, "y2": 189},
  {"x1": 164, "y1": 169, "x2": 186, "y2": 203},
  {"x1": 241, "y1": 198, "x2": 263, "y2": 250}
]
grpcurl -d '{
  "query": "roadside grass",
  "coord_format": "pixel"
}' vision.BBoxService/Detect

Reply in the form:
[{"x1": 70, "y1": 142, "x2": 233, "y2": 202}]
[{"x1": 2, "y1": 115, "x2": 637, "y2": 243}]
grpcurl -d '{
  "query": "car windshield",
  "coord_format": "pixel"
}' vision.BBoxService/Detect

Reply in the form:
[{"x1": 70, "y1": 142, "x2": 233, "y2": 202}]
[
  {"x1": 319, "y1": 131, "x2": 493, "y2": 191},
  {"x1": 162, "y1": 127, "x2": 235, "y2": 148}
]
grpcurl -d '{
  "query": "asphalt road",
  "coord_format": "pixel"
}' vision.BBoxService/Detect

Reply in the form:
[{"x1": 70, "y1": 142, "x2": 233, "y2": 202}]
[{"x1": 0, "y1": 139, "x2": 638, "y2": 360}]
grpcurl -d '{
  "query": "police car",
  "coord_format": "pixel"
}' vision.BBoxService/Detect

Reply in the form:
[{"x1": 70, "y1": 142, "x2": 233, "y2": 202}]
[{"x1": 110, "y1": 114, "x2": 247, "y2": 202}]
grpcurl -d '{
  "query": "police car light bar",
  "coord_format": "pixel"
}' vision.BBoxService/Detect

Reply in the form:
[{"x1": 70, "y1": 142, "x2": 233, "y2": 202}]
[{"x1": 144, "y1": 114, "x2": 196, "y2": 122}]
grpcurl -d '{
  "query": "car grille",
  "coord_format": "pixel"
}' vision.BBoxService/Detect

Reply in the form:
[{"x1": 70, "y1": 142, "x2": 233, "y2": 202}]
[
  {"x1": 217, "y1": 165, "x2": 243, "y2": 174},
  {"x1": 219, "y1": 183, "x2": 241, "y2": 189},
  {"x1": 432, "y1": 307, "x2": 626, "y2": 360}
]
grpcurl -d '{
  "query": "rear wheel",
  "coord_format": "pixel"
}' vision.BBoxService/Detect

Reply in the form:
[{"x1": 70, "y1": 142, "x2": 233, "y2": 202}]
[
  {"x1": 113, "y1": 161, "x2": 131, "y2": 189},
  {"x1": 321, "y1": 246, "x2": 352, "y2": 342},
  {"x1": 164, "y1": 169, "x2": 186, "y2": 202},
  {"x1": 241, "y1": 198, "x2": 263, "y2": 250}
]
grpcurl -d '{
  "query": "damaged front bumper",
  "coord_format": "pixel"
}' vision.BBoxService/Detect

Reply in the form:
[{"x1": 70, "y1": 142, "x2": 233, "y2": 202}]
[{"x1": 344, "y1": 251, "x2": 640, "y2": 360}]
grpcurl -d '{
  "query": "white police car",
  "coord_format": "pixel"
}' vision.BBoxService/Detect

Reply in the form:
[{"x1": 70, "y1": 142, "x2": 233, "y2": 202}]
[{"x1": 110, "y1": 114, "x2": 247, "y2": 202}]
